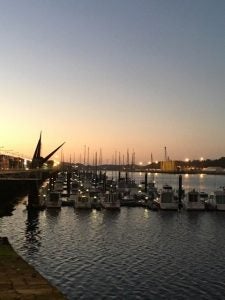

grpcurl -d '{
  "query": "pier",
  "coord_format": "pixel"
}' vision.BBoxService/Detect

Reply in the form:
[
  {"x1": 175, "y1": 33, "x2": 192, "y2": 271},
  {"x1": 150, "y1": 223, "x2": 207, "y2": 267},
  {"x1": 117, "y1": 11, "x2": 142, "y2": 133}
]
[{"x1": 0, "y1": 168, "x2": 58, "y2": 180}]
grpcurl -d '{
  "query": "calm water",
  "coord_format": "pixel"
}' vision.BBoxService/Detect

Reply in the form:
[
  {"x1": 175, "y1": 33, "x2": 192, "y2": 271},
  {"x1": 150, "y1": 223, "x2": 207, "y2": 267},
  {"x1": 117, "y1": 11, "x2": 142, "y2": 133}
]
[
  {"x1": 118, "y1": 172, "x2": 225, "y2": 193},
  {"x1": 1, "y1": 173, "x2": 225, "y2": 300}
]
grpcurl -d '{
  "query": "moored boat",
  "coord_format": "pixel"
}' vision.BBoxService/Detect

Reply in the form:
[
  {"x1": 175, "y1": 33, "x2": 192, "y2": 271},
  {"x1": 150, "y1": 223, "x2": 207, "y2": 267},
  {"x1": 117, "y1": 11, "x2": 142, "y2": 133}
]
[
  {"x1": 46, "y1": 191, "x2": 62, "y2": 208},
  {"x1": 74, "y1": 193, "x2": 92, "y2": 209},
  {"x1": 144, "y1": 181, "x2": 160, "y2": 210},
  {"x1": 89, "y1": 190, "x2": 101, "y2": 210},
  {"x1": 53, "y1": 179, "x2": 64, "y2": 192},
  {"x1": 156, "y1": 184, "x2": 179, "y2": 210},
  {"x1": 37, "y1": 183, "x2": 49, "y2": 208},
  {"x1": 120, "y1": 191, "x2": 143, "y2": 207},
  {"x1": 101, "y1": 191, "x2": 120, "y2": 209},
  {"x1": 208, "y1": 188, "x2": 225, "y2": 210},
  {"x1": 183, "y1": 189, "x2": 205, "y2": 210}
]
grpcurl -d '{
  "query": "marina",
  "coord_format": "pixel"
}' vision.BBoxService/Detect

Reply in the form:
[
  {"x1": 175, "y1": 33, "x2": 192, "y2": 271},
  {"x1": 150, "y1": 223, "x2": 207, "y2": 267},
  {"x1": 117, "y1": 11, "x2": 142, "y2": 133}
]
[
  {"x1": 31, "y1": 170, "x2": 225, "y2": 212},
  {"x1": 1, "y1": 1, "x2": 225, "y2": 299},
  {"x1": 1, "y1": 184, "x2": 225, "y2": 299}
]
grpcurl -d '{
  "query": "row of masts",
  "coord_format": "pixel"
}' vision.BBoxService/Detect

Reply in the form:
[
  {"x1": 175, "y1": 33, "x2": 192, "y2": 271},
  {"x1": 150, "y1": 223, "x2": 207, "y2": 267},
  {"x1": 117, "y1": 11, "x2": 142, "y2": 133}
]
[{"x1": 61, "y1": 146, "x2": 155, "y2": 166}]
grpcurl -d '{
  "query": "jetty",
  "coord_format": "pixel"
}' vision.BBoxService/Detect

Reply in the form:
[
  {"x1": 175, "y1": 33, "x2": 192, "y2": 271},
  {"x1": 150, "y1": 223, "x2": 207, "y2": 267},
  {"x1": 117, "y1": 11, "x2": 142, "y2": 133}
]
[{"x1": 0, "y1": 237, "x2": 67, "y2": 300}]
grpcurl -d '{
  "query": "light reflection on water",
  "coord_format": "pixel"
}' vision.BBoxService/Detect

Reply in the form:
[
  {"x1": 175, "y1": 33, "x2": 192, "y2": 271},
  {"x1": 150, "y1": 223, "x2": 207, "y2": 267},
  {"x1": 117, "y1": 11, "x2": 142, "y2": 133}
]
[
  {"x1": 1, "y1": 204, "x2": 225, "y2": 299},
  {"x1": 1, "y1": 174, "x2": 225, "y2": 299},
  {"x1": 119, "y1": 172, "x2": 225, "y2": 193}
]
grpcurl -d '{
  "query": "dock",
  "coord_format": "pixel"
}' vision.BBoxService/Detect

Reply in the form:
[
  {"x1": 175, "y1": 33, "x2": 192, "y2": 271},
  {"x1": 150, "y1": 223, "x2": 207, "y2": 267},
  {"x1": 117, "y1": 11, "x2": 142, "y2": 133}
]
[{"x1": 0, "y1": 237, "x2": 67, "y2": 300}]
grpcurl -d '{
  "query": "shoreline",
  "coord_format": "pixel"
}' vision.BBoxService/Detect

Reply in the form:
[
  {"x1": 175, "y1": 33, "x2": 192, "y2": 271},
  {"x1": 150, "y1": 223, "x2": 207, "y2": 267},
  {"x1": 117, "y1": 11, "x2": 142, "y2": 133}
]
[{"x1": 0, "y1": 237, "x2": 67, "y2": 299}]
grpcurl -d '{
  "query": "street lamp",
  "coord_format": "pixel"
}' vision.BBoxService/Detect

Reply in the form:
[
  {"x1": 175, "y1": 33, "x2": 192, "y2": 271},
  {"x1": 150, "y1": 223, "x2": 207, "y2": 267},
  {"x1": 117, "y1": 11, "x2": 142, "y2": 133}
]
[
  {"x1": 184, "y1": 158, "x2": 189, "y2": 171},
  {"x1": 200, "y1": 157, "x2": 204, "y2": 171}
]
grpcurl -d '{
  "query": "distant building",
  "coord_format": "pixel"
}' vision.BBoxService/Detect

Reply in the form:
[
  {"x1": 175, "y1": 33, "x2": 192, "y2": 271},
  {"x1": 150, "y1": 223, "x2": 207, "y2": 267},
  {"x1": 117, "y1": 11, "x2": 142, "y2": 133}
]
[
  {"x1": 160, "y1": 160, "x2": 176, "y2": 171},
  {"x1": 0, "y1": 155, "x2": 9, "y2": 169},
  {"x1": 0, "y1": 155, "x2": 25, "y2": 170}
]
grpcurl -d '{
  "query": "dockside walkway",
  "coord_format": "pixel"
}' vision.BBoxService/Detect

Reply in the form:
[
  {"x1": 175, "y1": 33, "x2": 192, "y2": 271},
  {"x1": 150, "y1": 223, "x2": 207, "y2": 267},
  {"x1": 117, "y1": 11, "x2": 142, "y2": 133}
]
[{"x1": 0, "y1": 237, "x2": 67, "y2": 300}]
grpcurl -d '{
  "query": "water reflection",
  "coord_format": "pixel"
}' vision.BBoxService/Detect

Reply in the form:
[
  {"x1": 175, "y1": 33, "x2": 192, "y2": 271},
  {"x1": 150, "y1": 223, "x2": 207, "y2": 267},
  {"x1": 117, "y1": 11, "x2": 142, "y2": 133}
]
[
  {"x1": 90, "y1": 209, "x2": 103, "y2": 225},
  {"x1": 101, "y1": 209, "x2": 120, "y2": 225},
  {"x1": 0, "y1": 180, "x2": 31, "y2": 217},
  {"x1": 2, "y1": 202, "x2": 225, "y2": 299},
  {"x1": 143, "y1": 208, "x2": 150, "y2": 219},
  {"x1": 45, "y1": 208, "x2": 61, "y2": 223},
  {"x1": 25, "y1": 208, "x2": 41, "y2": 253},
  {"x1": 0, "y1": 194, "x2": 22, "y2": 217}
]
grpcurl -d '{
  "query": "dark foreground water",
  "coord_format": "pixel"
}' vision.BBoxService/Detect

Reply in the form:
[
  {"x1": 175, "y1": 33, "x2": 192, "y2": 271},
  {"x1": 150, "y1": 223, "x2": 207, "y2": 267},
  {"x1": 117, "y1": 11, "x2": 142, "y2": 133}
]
[{"x1": 1, "y1": 202, "x2": 225, "y2": 300}]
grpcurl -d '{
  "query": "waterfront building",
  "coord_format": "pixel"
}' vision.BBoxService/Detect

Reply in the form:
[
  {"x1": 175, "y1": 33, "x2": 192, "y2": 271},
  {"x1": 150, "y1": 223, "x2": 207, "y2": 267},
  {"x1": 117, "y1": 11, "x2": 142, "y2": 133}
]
[{"x1": 160, "y1": 160, "x2": 176, "y2": 172}]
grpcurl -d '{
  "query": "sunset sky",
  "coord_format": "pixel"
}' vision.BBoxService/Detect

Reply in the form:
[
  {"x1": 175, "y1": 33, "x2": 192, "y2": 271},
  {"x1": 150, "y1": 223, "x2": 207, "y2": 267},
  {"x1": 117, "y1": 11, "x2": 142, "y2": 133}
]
[{"x1": 0, "y1": 0, "x2": 224, "y2": 163}]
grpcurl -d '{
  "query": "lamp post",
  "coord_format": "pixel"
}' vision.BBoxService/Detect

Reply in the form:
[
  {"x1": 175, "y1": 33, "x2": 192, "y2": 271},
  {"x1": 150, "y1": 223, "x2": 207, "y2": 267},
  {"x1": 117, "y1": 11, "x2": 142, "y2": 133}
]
[
  {"x1": 200, "y1": 157, "x2": 204, "y2": 171},
  {"x1": 184, "y1": 158, "x2": 189, "y2": 171}
]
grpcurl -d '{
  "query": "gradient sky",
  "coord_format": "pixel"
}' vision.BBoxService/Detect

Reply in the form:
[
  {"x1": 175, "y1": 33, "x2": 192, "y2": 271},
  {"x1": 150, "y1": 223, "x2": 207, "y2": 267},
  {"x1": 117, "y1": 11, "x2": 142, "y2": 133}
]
[{"x1": 0, "y1": 0, "x2": 224, "y2": 163}]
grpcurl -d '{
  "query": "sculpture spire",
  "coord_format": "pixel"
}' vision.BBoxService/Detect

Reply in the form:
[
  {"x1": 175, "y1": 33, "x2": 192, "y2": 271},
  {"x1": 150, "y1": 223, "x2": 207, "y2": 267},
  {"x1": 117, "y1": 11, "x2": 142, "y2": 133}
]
[{"x1": 30, "y1": 133, "x2": 65, "y2": 168}]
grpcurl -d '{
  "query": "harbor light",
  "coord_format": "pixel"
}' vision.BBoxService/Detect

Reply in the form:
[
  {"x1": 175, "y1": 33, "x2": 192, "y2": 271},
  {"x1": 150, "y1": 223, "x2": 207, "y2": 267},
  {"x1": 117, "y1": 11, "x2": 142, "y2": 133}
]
[{"x1": 53, "y1": 160, "x2": 60, "y2": 167}]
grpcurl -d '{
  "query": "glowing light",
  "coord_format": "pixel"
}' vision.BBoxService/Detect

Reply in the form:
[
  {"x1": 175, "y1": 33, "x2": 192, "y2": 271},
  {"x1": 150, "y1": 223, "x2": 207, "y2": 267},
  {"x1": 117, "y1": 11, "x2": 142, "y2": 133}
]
[
  {"x1": 53, "y1": 160, "x2": 60, "y2": 166},
  {"x1": 24, "y1": 159, "x2": 27, "y2": 167},
  {"x1": 144, "y1": 209, "x2": 149, "y2": 218},
  {"x1": 200, "y1": 157, "x2": 204, "y2": 161},
  {"x1": 185, "y1": 174, "x2": 189, "y2": 178},
  {"x1": 185, "y1": 158, "x2": 189, "y2": 162}
]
